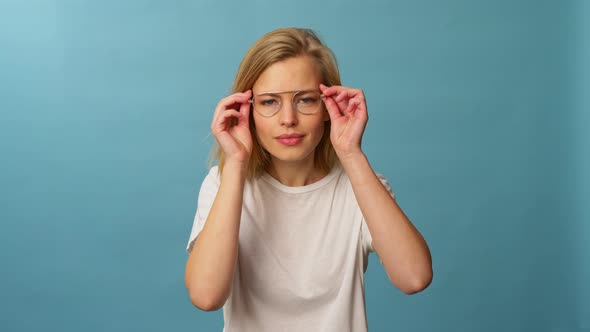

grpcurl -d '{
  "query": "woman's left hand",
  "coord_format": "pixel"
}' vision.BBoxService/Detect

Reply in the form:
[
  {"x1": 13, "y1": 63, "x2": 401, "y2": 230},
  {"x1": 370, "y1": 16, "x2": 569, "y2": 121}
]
[{"x1": 319, "y1": 84, "x2": 368, "y2": 159}]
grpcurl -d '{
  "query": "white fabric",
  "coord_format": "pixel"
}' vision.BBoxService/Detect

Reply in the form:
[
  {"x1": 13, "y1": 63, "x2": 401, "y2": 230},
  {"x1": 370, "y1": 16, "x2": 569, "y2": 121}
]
[{"x1": 186, "y1": 162, "x2": 395, "y2": 332}]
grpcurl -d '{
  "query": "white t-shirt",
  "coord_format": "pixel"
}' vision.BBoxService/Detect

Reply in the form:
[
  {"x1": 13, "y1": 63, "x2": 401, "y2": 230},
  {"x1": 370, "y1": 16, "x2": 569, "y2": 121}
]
[{"x1": 186, "y1": 162, "x2": 395, "y2": 332}]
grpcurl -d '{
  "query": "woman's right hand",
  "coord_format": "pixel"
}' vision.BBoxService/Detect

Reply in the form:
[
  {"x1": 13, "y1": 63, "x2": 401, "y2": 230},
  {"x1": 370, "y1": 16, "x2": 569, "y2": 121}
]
[{"x1": 210, "y1": 90, "x2": 253, "y2": 166}]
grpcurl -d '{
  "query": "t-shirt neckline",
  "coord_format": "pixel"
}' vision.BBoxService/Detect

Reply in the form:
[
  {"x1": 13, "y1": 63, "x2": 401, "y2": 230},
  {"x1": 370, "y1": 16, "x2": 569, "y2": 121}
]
[{"x1": 260, "y1": 162, "x2": 343, "y2": 194}]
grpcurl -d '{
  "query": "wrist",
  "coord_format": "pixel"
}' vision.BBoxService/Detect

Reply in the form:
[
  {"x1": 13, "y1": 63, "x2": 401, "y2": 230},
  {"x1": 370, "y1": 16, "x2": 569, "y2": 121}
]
[
  {"x1": 223, "y1": 160, "x2": 249, "y2": 177},
  {"x1": 335, "y1": 148, "x2": 365, "y2": 165}
]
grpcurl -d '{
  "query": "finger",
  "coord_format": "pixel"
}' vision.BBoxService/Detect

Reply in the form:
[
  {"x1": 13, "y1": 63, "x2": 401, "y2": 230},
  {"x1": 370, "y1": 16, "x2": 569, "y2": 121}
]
[
  {"x1": 212, "y1": 109, "x2": 243, "y2": 132},
  {"x1": 321, "y1": 86, "x2": 359, "y2": 112},
  {"x1": 213, "y1": 91, "x2": 251, "y2": 124},
  {"x1": 319, "y1": 84, "x2": 345, "y2": 97},
  {"x1": 344, "y1": 99, "x2": 359, "y2": 114},
  {"x1": 218, "y1": 110, "x2": 242, "y2": 131},
  {"x1": 322, "y1": 95, "x2": 342, "y2": 121},
  {"x1": 238, "y1": 100, "x2": 251, "y2": 128},
  {"x1": 215, "y1": 91, "x2": 252, "y2": 114},
  {"x1": 240, "y1": 90, "x2": 252, "y2": 124},
  {"x1": 222, "y1": 109, "x2": 244, "y2": 131},
  {"x1": 332, "y1": 93, "x2": 348, "y2": 113},
  {"x1": 335, "y1": 91, "x2": 348, "y2": 103},
  {"x1": 335, "y1": 89, "x2": 363, "y2": 103}
]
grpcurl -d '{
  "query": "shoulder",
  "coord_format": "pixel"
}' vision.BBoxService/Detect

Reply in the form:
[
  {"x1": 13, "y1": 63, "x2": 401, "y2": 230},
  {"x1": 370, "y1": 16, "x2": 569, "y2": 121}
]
[
  {"x1": 200, "y1": 165, "x2": 261, "y2": 191},
  {"x1": 200, "y1": 165, "x2": 221, "y2": 191},
  {"x1": 206, "y1": 165, "x2": 220, "y2": 179},
  {"x1": 339, "y1": 166, "x2": 395, "y2": 199}
]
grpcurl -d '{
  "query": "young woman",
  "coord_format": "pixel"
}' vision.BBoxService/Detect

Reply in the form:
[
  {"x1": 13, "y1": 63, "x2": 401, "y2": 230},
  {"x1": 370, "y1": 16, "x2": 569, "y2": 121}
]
[{"x1": 185, "y1": 27, "x2": 432, "y2": 332}]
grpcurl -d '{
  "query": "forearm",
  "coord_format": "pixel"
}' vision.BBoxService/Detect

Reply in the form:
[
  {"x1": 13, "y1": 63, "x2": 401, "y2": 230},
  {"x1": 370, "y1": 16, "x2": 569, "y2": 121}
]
[
  {"x1": 340, "y1": 152, "x2": 432, "y2": 294},
  {"x1": 185, "y1": 163, "x2": 247, "y2": 310}
]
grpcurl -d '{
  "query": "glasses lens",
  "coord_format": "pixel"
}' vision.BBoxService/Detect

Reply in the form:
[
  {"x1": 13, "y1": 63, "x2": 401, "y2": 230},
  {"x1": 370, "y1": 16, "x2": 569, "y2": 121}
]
[
  {"x1": 253, "y1": 94, "x2": 281, "y2": 117},
  {"x1": 294, "y1": 91, "x2": 322, "y2": 114}
]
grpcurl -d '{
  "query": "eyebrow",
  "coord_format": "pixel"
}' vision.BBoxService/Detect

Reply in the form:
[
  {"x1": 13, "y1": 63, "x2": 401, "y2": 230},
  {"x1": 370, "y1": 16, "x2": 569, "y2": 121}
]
[{"x1": 253, "y1": 89, "x2": 320, "y2": 96}]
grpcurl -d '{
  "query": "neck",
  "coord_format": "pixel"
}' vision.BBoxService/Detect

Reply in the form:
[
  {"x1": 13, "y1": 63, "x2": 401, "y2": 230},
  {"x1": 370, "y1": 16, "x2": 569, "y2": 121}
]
[{"x1": 266, "y1": 158, "x2": 327, "y2": 187}]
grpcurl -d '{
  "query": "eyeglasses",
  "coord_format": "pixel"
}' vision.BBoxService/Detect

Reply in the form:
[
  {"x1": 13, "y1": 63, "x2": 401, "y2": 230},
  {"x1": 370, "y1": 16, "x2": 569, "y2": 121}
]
[{"x1": 249, "y1": 89, "x2": 324, "y2": 117}]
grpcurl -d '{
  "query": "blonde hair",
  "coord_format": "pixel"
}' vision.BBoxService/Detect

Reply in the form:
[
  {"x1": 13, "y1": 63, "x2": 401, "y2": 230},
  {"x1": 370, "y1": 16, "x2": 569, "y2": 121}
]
[{"x1": 211, "y1": 27, "x2": 341, "y2": 179}]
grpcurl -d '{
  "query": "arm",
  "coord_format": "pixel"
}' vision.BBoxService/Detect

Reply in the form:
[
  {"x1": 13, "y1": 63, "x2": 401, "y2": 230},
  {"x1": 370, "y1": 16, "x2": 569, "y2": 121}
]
[
  {"x1": 184, "y1": 90, "x2": 253, "y2": 311},
  {"x1": 320, "y1": 84, "x2": 433, "y2": 295},
  {"x1": 341, "y1": 153, "x2": 432, "y2": 294},
  {"x1": 184, "y1": 162, "x2": 247, "y2": 311}
]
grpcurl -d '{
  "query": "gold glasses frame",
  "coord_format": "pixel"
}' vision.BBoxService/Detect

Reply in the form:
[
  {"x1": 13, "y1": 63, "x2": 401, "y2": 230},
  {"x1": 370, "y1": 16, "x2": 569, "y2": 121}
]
[{"x1": 248, "y1": 89, "x2": 324, "y2": 117}]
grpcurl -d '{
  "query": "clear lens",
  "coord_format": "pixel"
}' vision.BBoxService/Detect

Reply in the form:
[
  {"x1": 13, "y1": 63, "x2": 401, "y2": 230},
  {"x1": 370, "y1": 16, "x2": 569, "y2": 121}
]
[
  {"x1": 252, "y1": 90, "x2": 323, "y2": 117},
  {"x1": 253, "y1": 94, "x2": 281, "y2": 117},
  {"x1": 293, "y1": 90, "x2": 322, "y2": 114}
]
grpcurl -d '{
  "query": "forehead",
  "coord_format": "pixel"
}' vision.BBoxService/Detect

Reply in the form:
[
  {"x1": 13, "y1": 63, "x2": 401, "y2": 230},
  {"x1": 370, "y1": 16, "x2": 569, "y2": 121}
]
[{"x1": 253, "y1": 56, "x2": 321, "y2": 93}]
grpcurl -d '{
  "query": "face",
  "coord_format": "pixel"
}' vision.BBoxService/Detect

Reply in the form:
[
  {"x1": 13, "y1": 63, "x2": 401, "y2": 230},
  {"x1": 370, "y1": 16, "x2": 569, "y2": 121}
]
[{"x1": 252, "y1": 56, "x2": 329, "y2": 167}]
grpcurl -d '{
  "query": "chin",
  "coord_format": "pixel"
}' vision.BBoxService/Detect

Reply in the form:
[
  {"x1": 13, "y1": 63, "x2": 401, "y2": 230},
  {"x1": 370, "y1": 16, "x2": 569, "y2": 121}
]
[
  {"x1": 258, "y1": 134, "x2": 323, "y2": 165},
  {"x1": 269, "y1": 149, "x2": 315, "y2": 163},
  {"x1": 262, "y1": 142, "x2": 315, "y2": 163}
]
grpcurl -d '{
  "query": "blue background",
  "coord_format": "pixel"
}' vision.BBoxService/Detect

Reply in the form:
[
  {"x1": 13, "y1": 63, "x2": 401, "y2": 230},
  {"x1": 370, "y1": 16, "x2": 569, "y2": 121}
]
[{"x1": 1, "y1": 0, "x2": 588, "y2": 331}]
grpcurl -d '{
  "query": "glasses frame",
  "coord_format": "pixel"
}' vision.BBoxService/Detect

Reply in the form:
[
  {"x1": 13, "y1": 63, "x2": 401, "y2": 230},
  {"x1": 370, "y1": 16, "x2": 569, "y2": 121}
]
[{"x1": 248, "y1": 89, "x2": 324, "y2": 117}]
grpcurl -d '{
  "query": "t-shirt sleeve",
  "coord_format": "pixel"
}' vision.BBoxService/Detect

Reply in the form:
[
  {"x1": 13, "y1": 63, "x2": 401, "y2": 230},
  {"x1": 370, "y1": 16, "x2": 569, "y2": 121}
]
[
  {"x1": 186, "y1": 166, "x2": 221, "y2": 254},
  {"x1": 361, "y1": 173, "x2": 396, "y2": 254}
]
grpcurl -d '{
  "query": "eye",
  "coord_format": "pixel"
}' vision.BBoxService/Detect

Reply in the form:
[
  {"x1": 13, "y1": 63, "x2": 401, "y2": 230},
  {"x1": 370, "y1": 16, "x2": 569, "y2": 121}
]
[
  {"x1": 295, "y1": 91, "x2": 321, "y2": 105},
  {"x1": 298, "y1": 97, "x2": 317, "y2": 104},
  {"x1": 260, "y1": 99, "x2": 278, "y2": 106}
]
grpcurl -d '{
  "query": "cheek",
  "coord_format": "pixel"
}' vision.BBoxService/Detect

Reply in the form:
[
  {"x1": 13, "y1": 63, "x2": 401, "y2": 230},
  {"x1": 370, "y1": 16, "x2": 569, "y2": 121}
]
[
  {"x1": 252, "y1": 117, "x2": 272, "y2": 145},
  {"x1": 255, "y1": 122, "x2": 267, "y2": 134},
  {"x1": 310, "y1": 117, "x2": 326, "y2": 136}
]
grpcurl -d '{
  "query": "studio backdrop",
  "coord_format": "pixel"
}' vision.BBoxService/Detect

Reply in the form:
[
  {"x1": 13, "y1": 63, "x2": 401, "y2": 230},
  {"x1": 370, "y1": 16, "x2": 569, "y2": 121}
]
[{"x1": 0, "y1": 0, "x2": 588, "y2": 331}]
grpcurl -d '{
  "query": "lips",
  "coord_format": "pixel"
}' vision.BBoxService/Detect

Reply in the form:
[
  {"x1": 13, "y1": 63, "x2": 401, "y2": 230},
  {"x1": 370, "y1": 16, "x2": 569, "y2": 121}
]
[
  {"x1": 275, "y1": 133, "x2": 304, "y2": 146},
  {"x1": 276, "y1": 133, "x2": 304, "y2": 139}
]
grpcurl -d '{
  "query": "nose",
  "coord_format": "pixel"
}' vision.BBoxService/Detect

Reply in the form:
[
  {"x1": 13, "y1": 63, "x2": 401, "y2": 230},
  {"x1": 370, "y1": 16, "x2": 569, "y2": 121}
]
[{"x1": 278, "y1": 101, "x2": 298, "y2": 127}]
